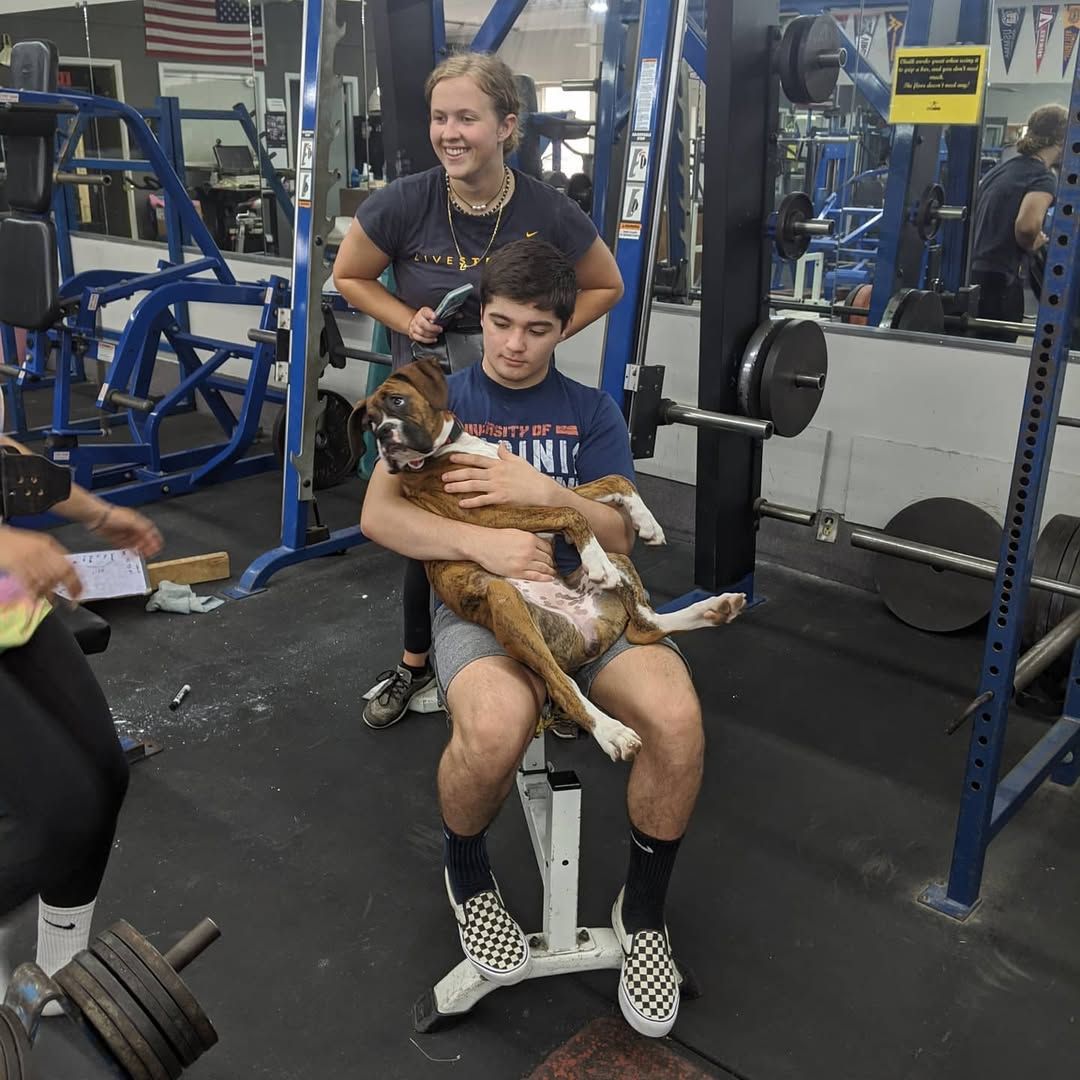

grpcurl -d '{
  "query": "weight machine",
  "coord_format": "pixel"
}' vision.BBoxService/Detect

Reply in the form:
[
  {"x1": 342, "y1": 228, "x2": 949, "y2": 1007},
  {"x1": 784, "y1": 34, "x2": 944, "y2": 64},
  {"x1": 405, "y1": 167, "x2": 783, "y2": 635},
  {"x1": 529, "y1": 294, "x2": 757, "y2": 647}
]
[{"x1": 0, "y1": 42, "x2": 287, "y2": 513}]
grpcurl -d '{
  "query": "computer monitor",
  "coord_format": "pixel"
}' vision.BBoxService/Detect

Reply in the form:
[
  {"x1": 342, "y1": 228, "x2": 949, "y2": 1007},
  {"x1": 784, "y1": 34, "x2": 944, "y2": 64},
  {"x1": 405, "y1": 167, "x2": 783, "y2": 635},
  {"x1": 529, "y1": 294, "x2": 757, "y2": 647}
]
[{"x1": 213, "y1": 144, "x2": 256, "y2": 176}]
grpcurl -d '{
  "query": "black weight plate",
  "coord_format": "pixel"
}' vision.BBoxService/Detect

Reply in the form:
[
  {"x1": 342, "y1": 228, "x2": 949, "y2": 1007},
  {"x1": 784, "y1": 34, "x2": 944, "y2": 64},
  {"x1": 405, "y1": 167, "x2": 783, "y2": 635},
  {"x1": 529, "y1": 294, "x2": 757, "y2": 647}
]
[
  {"x1": 885, "y1": 289, "x2": 946, "y2": 334},
  {"x1": 873, "y1": 497, "x2": 1002, "y2": 632},
  {"x1": 110, "y1": 922, "x2": 217, "y2": 1054},
  {"x1": 777, "y1": 16, "x2": 811, "y2": 103},
  {"x1": 798, "y1": 15, "x2": 843, "y2": 103},
  {"x1": 272, "y1": 389, "x2": 356, "y2": 490},
  {"x1": 54, "y1": 965, "x2": 152, "y2": 1080},
  {"x1": 69, "y1": 957, "x2": 172, "y2": 1080},
  {"x1": 1045, "y1": 517, "x2": 1080, "y2": 637},
  {"x1": 93, "y1": 936, "x2": 199, "y2": 1067},
  {"x1": 916, "y1": 183, "x2": 945, "y2": 242},
  {"x1": 0, "y1": 1009, "x2": 29, "y2": 1077},
  {"x1": 737, "y1": 320, "x2": 787, "y2": 421},
  {"x1": 313, "y1": 388, "x2": 356, "y2": 489},
  {"x1": 0, "y1": 1008, "x2": 24, "y2": 1080},
  {"x1": 1024, "y1": 515, "x2": 1080, "y2": 645},
  {"x1": 77, "y1": 954, "x2": 182, "y2": 1080},
  {"x1": 775, "y1": 192, "x2": 814, "y2": 261},
  {"x1": 759, "y1": 318, "x2": 827, "y2": 437},
  {"x1": 1025, "y1": 514, "x2": 1080, "y2": 645}
]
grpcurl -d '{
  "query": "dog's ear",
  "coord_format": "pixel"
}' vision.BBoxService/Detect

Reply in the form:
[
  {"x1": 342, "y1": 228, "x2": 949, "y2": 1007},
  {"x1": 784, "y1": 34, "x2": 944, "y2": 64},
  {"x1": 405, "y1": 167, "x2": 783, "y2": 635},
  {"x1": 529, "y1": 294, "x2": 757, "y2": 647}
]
[
  {"x1": 346, "y1": 398, "x2": 369, "y2": 464},
  {"x1": 397, "y1": 356, "x2": 449, "y2": 412}
]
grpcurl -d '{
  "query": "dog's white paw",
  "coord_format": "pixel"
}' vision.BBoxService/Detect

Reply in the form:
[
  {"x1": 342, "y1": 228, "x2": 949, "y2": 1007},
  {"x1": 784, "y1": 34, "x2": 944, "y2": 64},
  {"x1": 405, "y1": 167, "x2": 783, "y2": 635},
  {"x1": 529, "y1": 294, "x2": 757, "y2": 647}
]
[
  {"x1": 580, "y1": 538, "x2": 621, "y2": 589},
  {"x1": 701, "y1": 592, "x2": 747, "y2": 625},
  {"x1": 594, "y1": 723, "x2": 642, "y2": 763},
  {"x1": 617, "y1": 492, "x2": 666, "y2": 546}
]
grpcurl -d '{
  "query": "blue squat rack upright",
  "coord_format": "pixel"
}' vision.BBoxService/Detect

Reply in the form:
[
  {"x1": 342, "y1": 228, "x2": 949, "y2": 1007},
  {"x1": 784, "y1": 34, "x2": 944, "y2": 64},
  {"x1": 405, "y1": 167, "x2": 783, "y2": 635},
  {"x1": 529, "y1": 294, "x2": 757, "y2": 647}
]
[{"x1": 920, "y1": 62, "x2": 1080, "y2": 920}]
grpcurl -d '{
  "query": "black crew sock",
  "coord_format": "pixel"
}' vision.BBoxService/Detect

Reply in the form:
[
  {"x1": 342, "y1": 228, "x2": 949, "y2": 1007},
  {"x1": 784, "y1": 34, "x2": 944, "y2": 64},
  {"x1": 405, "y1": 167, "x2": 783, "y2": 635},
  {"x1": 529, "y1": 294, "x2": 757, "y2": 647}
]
[
  {"x1": 621, "y1": 824, "x2": 682, "y2": 934},
  {"x1": 443, "y1": 821, "x2": 496, "y2": 904},
  {"x1": 402, "y1": 660, "x2": 431, "y2": 678}
]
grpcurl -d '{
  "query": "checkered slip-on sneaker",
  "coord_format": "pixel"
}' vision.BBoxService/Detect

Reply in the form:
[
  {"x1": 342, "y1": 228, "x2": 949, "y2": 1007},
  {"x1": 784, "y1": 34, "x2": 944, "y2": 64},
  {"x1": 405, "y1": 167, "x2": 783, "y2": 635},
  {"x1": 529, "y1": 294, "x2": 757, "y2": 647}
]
[
  {"x1": 611, "y1": 887, "x2": 680, "y2": 1038},
  {"x1": 444, "y1": 869, "x2": 532, "y2": 985}
]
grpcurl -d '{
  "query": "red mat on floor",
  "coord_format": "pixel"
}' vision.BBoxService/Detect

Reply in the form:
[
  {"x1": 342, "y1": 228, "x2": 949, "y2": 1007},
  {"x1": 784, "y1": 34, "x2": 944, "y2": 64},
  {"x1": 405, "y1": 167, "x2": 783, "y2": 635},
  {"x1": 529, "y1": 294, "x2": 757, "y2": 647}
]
[{"x1": 527, "y1": 1016, "x2": 722, "y2": 1079}]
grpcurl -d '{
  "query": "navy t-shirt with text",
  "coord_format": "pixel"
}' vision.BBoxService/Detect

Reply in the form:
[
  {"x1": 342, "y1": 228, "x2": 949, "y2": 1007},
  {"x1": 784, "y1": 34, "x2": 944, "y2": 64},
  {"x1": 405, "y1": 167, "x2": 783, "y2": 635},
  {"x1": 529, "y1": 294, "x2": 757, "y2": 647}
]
[
  {"x1": 971, "y1": 154, "x2": 1057, "y2": 278},
  {"x1": 447, "y1": 362, "x2": 635, "y2": 576},
  {"x1": 357, "y1": 167, "x2": 598, "y2": 368}
]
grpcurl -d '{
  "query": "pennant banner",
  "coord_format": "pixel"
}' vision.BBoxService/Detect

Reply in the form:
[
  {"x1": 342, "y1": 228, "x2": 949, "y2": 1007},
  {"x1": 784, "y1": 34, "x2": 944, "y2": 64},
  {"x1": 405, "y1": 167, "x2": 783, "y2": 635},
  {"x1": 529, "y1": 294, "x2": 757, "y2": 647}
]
[
  {"x1": 1033, "y1": 4, "x2": 1058, "y2": 73},
  {"x1": 857, "y1": 13, "x2": 880, "y2": 57},
  {"x1": 1064, "y1": 4, "x2": 1080, "y2": 75},
  {"x1": 886, "y1": 11, "x2": 906, "y2": 70},
  {"x1": 997, "y1": 6, "x2": 1025, "y2": 72}
]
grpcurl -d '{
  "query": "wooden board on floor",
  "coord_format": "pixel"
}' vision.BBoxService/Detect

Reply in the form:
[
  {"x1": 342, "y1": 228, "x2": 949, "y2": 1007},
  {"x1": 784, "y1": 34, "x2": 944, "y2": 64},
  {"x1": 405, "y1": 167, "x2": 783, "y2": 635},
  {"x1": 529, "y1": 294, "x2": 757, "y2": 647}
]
[{"x1": 147, "y1": 552, "x2": 230, "y2": 588}]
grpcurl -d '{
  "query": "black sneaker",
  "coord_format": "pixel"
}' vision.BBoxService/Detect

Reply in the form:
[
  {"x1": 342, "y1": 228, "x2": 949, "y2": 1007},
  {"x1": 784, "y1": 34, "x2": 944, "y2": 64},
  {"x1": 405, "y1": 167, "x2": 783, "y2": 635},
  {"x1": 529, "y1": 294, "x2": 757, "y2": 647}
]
[
  {"x1": 611, "y1": 888, "x2": 680, "y2": 1037},
  {"x1": 362, "y1": 665, "x2": 436, "y2": 729}
]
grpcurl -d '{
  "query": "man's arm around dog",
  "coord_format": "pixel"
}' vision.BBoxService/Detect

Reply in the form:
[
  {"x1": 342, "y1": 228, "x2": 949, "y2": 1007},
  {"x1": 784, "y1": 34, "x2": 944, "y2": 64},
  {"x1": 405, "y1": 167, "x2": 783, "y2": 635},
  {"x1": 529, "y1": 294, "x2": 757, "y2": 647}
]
[{"x1": 362, "y1": 462, "x2": 559, "y2": 581}]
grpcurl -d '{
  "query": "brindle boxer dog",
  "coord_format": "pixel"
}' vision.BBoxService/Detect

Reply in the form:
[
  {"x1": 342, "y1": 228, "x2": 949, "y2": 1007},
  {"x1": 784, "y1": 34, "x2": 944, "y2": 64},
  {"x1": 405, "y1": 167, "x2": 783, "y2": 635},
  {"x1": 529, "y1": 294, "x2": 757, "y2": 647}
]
[{"x1": 351, "y1": 358, "x2": 746, "y2": 762}]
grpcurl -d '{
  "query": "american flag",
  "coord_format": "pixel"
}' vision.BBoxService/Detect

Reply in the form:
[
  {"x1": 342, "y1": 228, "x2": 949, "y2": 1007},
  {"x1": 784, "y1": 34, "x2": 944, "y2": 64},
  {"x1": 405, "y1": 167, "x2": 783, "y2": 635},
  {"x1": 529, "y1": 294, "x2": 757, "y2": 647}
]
[{"x1": 144, "y1": 0, "x2": 266, "y2": 66}]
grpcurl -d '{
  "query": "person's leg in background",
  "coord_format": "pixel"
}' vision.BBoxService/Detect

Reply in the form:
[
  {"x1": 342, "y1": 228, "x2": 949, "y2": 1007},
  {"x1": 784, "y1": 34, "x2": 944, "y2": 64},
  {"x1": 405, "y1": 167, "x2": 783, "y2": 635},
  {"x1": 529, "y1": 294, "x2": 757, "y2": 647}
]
[
  {"x1": 0, "y1": 614, "x2": 129, "y2": 1001},
  {"x1": 972, "y1": 270, "x2": 1022, "y2": 343},
  {"x1": 363, "y1": 558, "x2": 437, "y2": 729}
]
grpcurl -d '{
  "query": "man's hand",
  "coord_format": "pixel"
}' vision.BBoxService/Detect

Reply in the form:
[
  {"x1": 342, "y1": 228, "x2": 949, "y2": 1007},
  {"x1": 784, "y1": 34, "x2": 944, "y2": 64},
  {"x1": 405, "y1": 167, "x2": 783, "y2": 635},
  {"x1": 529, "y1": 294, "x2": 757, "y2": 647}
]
[
  {"x1": 443, "y1": 444, "x2": 560, "y2": 509},
  {"x1": 470, "y1": 528, "x2": 555, "y2": 580},
  {"x1": 91, "y1": 506, "x2": 163, "y2": 558},
  {"x1": 0, "y1": 527, "x2": 82, "y2": 602},
  {"x1": 408, "y1": 306, "x2": 442, "y2": 344}
]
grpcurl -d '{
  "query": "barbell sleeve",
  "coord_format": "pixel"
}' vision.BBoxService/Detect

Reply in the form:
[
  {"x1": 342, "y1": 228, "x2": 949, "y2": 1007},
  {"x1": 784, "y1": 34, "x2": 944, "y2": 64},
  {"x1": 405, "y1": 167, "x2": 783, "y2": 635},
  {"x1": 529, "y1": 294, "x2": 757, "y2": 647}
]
[
  {"x1": 659, "y1": 400, "x2": 774, "y2": 439},
  {"x1": 164, "y1": 918, "x2": 221, "y2": 974}
]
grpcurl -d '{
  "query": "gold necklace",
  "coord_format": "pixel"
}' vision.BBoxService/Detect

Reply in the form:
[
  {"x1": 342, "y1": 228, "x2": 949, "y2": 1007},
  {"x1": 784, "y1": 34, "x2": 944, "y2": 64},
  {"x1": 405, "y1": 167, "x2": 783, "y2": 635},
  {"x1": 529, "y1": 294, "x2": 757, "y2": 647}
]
[
  {"x1": 449, "y1": 166, "x2": 509, "y2": 212},
  {"x1": 446, "y1": 169, "x2": 510, "y2": 269}
]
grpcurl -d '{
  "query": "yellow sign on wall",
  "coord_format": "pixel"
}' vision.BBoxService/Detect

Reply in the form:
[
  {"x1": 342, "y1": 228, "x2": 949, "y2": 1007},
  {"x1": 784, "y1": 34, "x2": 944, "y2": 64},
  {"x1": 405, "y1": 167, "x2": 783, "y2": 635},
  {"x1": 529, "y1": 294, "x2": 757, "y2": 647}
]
[{"x1": 889, "y1": 46, "x2": 988, "y2": 125}]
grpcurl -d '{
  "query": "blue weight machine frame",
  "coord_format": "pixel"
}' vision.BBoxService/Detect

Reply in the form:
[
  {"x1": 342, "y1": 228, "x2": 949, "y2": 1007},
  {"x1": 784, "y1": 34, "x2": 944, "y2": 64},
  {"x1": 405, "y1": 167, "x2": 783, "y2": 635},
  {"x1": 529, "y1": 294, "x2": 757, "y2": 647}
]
[{"x1": 0, "y1": 83, "x2": 288, "y2": 508}]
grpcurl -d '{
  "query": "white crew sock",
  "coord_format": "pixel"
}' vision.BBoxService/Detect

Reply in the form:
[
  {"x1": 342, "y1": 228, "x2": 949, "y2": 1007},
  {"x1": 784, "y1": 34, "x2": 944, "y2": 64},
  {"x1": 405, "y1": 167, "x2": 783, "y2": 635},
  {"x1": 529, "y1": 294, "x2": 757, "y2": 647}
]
[
  {"x1": 0, "y1": 911, "x2": 19, "y2": 1004},
  {"x1": 37, "y1": 898, "x2": 96, "y2": 1017}
]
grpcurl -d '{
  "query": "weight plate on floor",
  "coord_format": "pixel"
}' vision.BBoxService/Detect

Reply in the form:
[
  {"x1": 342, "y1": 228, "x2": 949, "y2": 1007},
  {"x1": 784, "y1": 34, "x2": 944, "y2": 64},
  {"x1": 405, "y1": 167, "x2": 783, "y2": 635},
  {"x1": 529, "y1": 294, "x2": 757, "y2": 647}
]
[
  {"x1": 55, "y1": 964, "x2": 152, "y2": 1080},
  {"x1": 1024, "y1": 514, "x2": 1080, "y2": 646},
  {"x1": 110, "y1": 921, "x2": 218, "y2": 1054},
  {"x1": 0, "y1": 1006, "x2": 28, "y2": 1080},
  {"x1": 76, "y1": 953, "x2": 182, "y2": 1080},
  {"x1": 68, "y1": 956, "x2": 172, "y2": 1080},
  {"x1": 758, "y1": 318, "x2": 828, "y2": 437},
  {"x1": 93, "y1": 936, "x2": 200, "y2": 1068},
  {"x1": 882, "y1": 289, "x2": 946, "y2": 334},
  {"x1": 873, "y1": 497, "x2": 1002, "y2": 632}
]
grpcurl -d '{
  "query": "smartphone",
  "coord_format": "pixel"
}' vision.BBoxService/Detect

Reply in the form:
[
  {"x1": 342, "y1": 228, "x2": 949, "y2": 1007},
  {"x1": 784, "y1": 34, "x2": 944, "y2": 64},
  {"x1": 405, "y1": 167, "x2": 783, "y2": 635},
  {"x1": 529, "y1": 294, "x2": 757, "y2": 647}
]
[{"x1": 432, "y1": 283, "x2": 474, "y2": 324}]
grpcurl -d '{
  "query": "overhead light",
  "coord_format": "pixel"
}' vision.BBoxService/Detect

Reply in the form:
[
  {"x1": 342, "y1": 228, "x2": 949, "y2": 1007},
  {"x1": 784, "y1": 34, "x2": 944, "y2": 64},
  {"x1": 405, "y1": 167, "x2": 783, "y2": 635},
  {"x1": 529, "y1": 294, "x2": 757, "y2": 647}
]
[{"x1": 589, "y1": 1, "x2": 608, "y2": 12}]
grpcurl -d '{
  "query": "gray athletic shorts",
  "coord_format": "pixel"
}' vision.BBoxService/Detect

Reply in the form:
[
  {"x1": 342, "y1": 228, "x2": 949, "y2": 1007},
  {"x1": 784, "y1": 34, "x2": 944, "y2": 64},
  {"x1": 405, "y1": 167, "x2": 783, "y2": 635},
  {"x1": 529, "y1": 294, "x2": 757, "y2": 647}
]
[{"x1": 431, "y1": 603, "x2": 688, "y2": 702}]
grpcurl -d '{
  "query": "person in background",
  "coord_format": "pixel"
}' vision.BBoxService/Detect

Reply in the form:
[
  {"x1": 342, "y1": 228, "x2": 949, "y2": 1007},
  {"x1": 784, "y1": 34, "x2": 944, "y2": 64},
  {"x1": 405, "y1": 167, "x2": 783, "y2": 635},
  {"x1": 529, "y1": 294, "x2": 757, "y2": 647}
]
[
  {"x1": 333, "y1": 52, "x2": 623, "y2": 730},
  {"x1": 0, "y1": 429, "x2": 161, "y2": 1006},
  {"x1": 969, "y1": 103, "x2": 1067, "y2": 342}
]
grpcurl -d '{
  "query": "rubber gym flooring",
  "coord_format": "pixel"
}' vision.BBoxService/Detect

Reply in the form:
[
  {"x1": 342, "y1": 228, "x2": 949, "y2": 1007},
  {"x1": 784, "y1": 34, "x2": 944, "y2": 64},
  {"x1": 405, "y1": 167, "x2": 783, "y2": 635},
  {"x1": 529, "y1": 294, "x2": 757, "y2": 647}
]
[{"x1": 6, "y1": 406, "x2": 1080, "y2": 1079}]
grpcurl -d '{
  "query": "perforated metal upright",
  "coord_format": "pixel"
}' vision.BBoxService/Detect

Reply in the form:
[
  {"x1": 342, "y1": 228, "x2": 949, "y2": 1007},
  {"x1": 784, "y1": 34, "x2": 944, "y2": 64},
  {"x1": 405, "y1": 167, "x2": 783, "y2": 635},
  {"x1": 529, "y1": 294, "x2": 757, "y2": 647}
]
[{"x1": 921, "y1": 67, "x2": 1080, "y2": 920}]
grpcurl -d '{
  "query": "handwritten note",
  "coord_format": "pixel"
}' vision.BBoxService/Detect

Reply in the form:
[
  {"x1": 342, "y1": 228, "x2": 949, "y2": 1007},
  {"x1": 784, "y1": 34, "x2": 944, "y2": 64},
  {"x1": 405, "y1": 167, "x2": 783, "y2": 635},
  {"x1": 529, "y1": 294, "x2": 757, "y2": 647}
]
[{"x1": 55, "y1": 550, "x2": 150, "y2": 602}]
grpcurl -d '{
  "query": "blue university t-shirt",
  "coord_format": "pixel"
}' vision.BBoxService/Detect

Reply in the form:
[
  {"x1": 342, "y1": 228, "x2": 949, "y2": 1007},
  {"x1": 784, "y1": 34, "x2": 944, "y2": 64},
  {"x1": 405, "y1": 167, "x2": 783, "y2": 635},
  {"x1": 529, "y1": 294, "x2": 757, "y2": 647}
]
[{"x1": 447, "y1": 361, "x2": 635, "y2": 575}]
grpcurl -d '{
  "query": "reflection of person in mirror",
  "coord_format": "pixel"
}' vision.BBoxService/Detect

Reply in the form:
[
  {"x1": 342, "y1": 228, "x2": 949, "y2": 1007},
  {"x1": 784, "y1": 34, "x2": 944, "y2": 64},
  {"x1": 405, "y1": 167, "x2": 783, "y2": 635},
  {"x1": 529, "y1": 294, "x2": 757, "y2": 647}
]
[{"x1": 969, "y1": 104, "x2": 1067, "y2": 342}]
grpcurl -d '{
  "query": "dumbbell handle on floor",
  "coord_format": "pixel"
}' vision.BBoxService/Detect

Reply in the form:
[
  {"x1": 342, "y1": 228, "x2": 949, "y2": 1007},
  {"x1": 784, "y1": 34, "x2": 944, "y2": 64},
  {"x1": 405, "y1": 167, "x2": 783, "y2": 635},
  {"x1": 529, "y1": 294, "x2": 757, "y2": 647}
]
[{"x1": 164, "y1": 918, "x2": 221, "y2": 973}]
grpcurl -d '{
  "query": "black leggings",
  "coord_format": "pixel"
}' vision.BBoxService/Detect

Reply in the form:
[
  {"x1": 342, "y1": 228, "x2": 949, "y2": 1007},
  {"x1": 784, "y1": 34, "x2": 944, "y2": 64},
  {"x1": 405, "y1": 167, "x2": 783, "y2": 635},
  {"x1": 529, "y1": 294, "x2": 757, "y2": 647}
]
[
  {"x1": 403, "y1": 559, "x2": 432, "y2": 656},
  {"x1": 0, "y1": 614, "x2": 129, "y2": 913}
]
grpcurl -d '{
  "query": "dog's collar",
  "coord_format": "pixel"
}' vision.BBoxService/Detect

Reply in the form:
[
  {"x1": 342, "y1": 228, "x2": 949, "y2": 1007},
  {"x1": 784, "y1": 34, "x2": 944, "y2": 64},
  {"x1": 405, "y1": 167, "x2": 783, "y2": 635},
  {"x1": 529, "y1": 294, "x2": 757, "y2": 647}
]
[{"x1": 433, "y1": 415, "x2": 464, "y2": 453}]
